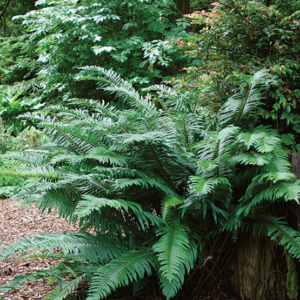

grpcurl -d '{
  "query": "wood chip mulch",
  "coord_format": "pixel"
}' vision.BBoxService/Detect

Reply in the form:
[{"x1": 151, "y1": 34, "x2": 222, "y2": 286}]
[{"x1": 0, "y1": 199, "x2": 79, "y2": 300}]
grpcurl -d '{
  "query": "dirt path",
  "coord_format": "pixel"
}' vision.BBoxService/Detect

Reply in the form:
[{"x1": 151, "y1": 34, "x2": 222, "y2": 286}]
[{"x1": 0, "y1": 199, "x2": 79, "y2": 300}]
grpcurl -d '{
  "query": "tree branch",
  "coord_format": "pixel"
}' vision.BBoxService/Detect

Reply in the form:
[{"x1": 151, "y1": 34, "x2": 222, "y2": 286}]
[{"x1": 0, "y1": 0, "x2": 11, "y2": 20}]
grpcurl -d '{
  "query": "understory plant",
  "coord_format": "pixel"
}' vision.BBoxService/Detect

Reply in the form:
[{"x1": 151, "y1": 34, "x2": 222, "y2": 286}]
[
  {"x1": 0, "y1": 118, "x2": 47, "y2": 197},
  {"x1": 182, "y1": 0, "x2": 300, "y2": 137},
  {"x1": 0, "y1": 85, "x2": 45, "y2": 133},
  {"x1": 0, "y1": 0, "x2": 191, "y2": 106},
  {"x1": 1, "y1": 68, "x2": 300, "y2": 299}
]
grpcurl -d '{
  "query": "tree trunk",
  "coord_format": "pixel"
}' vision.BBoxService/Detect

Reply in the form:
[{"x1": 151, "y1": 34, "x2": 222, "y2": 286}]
[
  {"x1": 230, "y1": 235, "x2": 286, "y2": 300},
  {"x1": 174, "y1": 0, "x2": 190, "y2": 16}
]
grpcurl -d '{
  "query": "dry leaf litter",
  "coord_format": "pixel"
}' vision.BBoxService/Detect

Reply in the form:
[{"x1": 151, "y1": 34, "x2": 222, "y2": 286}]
[{"x1": 0, "y1": 199, "x2": 80, "y2": 300}]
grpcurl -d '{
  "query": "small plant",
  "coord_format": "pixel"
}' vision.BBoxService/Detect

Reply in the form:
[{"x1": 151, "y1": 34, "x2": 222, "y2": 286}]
[
  {"x1": 0, "y1": 85, "x2": 45, "y2": 134},
  {"x1": 0, "y1": 118, "x2": 47, "y2": 197}
]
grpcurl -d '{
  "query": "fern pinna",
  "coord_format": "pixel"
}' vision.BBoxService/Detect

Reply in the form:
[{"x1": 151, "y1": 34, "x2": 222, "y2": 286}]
[{"x1": 1, "y1": 69, "x2": 300, "y2": 299}]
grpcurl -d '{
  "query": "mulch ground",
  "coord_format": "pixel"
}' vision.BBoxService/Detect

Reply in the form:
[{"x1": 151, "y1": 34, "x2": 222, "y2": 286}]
[{"x1": 0, "y1": 199, "x2": 79, "y2": 300}]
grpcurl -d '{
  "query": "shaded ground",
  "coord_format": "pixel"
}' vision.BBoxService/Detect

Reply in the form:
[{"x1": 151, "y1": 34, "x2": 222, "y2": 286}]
[{"x1": 0, "y1": 199, "x2": 79, "y2": 300}]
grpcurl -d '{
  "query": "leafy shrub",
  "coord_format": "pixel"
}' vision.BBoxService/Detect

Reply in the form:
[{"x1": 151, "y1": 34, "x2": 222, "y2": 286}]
[
  {"x1": 1, "y1": 69, "x2": 300, "y2": 299},
  {"x1": 0, "y1": 0, "x2": 191, "y2": 107},
  {"x1": 182, "y1": 0, "x2": 300, "y2": 136}
]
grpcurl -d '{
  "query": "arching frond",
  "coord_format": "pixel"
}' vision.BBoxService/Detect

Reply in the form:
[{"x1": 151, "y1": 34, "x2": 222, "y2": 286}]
[
  {"x1": 87, "y1": 146, "x2": 129, "y2": 167},
  {"x1": 87, "y1": 249, "x2": 156, "y2": 300},
  {"x1": 218, "y1": 69, "x2": 274, "y2": 128},
  {"x1": 247, "y1": 215, "x2": 300, "y2": 260},
  {"x1": 237, "y1": 181, "x2": 300, "y2": 217},
  {"x1": 4, "y1": 152, "x2": 50, "y2": 166},
  {"x1": 0, "y1": 264, "x2": 71, "y2": 300},
  {"x1": 0, "y1": 233, "x2": 128, "y2": 263},
  {"x1": 234, "y1": 152, "x2": 273, "y2": 166}
]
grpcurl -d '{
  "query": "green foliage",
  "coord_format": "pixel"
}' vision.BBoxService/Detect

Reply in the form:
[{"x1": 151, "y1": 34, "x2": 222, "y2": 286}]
[
  {"x1": 87, "y1": 250, "x2": 156, "y2": 300},
  {"x1": 0, "y1": 263, "x2": 78, "y2": 300},
  {"x1": 0, "y1": 0, "x2": 191, "y2": 112},
  {"x1": 0, "y1": 85, "x2": 44, "y2": 133},
  {"x1": 1, "y1": 68, "x2": 300, "y2": 299},
  {"x1": 181, "y1": 0, "x2": 300, "y2": 139},
  {"x1": 0, "y1": 0, "x2": 36, "y2": 36},
  {"x1": 0, "y1": 118, "x2": 46, "y2": 197},
  {"x1": 45, "y1": 274, "x2": 90, "y2": 300}
]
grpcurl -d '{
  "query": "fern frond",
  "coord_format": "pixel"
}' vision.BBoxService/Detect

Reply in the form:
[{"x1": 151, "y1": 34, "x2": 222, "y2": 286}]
[
  {"x1": 218, "y1": 70, "x2": 274, "y2": 128},
  {"x1": 162, "y1": 197, "x2": 183, "y2": 220},
  {"x1": 237, "y1": 181, "x2": 300, "y2": 217},
  {"x1": 75, "y1": 195, "x2": 164, "y2": 230},
  {"x1": 256, "y1": 172, "x2": 296, "y2": 184},
  {"x1": 0, "y1": 264, "x2": 70, "y2": 300},
  {"x1": 190, "y1": 176, "x2": 231, "y2": 194},
  {"x1": 237, "y1": 126, "x2": 280, "y2": 152},
  {"x1": 75, "y1": 195, "x2": 129, "y2": 217},
  {"x1": 5, "y1": 152, "x2": 50, "y2": 166},
  {"x1": 42, "y1": 122, "x2": 100, "y2": 154},
  {"x1": 262, "y1": 148, "x2": 291, "y2": 172},
  {"x1": 153, "y1": 225, "x2": 189, "y2": 282},
  {"x1": 0, "y1": 164, "x2": 59, "y2": 179},
  {"x1": 248, "y1": 215, "x2": 300, "y2": 260},
  {"x1": 115, "y1": 177, "x2": 177, "y2": 197},
  {"x1": 77, "y1": 66, "x2": 159, "y2": 119},
  {"x1": 45, "y1": 274, "x2": 90, "y2": 300},
  {"x1": 159, "y1": 241, "x2": 197, "y2": 299},
  {"x1": 87, "y1": 146, "x2": 129, "y2": 167},
  {"x1": 159, "y1": 265, "x2": 185, "y2": 300},
  {"x1": 87, "y1": 249, "x2": 156, "y2": 300},
  {"x1": 115, "y1": 131, "x2": 165, "y2": 144},
  {"x1": 34, "y1": 189, "x2": 79, "y2": 222},
  {"x1": 234, "y1": 152, "x2": 273, "y2": 166},
  {"x1": 0, "y1": 233, "x2": 128, "y2": 263}
]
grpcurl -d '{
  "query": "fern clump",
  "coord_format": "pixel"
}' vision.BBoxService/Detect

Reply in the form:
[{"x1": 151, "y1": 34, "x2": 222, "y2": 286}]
[{"x1": 1, "y1": 69, "x2": 300, "y2": 299}]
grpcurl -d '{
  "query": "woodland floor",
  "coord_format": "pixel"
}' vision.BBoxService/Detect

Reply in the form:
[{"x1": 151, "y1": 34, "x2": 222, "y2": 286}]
[{"x1": 0, "y1": 198, "x2": 79, "y2": 300}]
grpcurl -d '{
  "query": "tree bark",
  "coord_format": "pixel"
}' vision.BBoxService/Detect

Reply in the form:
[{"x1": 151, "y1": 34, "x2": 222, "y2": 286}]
[
  {"x1": 230, "y1": 235, "x2": 285, "y2": 300},
  {"x1": 174, "y1": 0, "x2": 190, "y2": 16}
]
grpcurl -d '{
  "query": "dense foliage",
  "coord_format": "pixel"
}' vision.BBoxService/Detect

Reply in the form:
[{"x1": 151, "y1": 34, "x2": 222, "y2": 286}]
[
  {"x1": 182, "y1": 0, "x2": 300, "y2": 142},
  {"x1": 1, "y1": 0, "x2": 190, "y2": 95},
  {"x1": 0, "y1": 0, "x2": 192, "y2": 131},
  {"x1": 1, "y1": 0, "x2": 300, "y2": 299},
  {"x1": 1, "y1": 68, "x2": 300, "y2": 299}
]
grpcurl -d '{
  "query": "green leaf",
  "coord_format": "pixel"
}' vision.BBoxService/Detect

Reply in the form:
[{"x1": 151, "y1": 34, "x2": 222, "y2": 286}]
[
  {"x1": 162, "y1": 197, "x2": 183, "y2": 220},
  {"x1": 234, "y1": 152, "x2": 273, "y2": 166},
  {"x1": 87, "y1": 249, "x2": 156, "y2": 300},
  {"x1": 281, "y1": 133, "x2": 295, "y2": 146},
  {"x1": 191, "y1": 176, "x2": 231, "y2": 194},
  {"x1": 153, "y1": 225, "x2": 189, "y2": 282}
]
